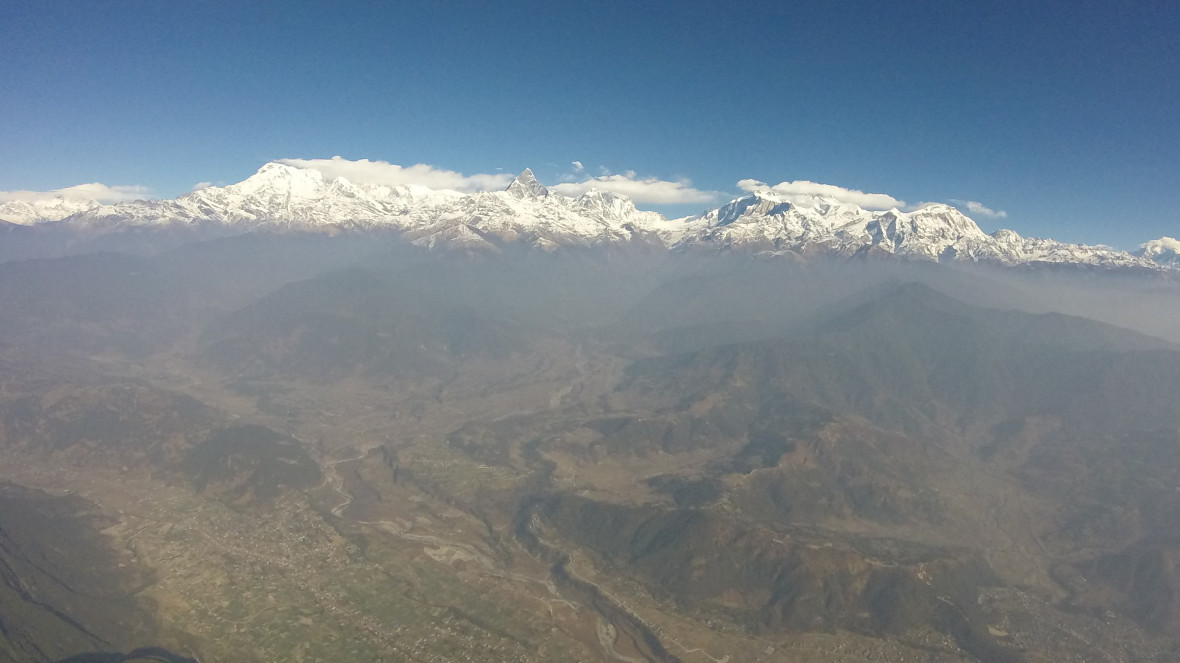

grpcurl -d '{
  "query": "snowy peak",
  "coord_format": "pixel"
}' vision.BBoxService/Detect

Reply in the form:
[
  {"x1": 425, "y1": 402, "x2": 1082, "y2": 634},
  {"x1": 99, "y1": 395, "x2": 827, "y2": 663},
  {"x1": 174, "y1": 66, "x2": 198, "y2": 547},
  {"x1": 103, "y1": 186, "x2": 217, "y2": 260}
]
[
  {"x1": 857, "y1": 211, "x2": 959, "y2": 260},
  {"x1": 865, "y1": 204, "x2": 989, "y2": 257},
  {"x1": 223, "y1": 162, "x2": 331, "y2": 199},
  {"x1": 1137, "y1": 237, "x2": 1180, "y2": 266},
  {"x1": 713, "y1": 194, "x2": 794, "y2": 226},
  {"x1": 545, "y1": 186, "x2": 652, "y2": 227},
  {"x1": 909, "y1": 203, "x2": 986, "y2": 235},
  {"x1": 505, "y1": 168, "x2": 548, "y2": 199}
]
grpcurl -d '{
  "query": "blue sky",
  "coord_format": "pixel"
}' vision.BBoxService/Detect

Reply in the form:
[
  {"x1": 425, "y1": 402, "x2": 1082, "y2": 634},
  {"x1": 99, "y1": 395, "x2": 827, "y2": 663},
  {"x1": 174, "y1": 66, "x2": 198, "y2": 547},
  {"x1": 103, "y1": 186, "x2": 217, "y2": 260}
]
[{"x1": 1, "y1": 1, "x2": 1177, "y2": 249}]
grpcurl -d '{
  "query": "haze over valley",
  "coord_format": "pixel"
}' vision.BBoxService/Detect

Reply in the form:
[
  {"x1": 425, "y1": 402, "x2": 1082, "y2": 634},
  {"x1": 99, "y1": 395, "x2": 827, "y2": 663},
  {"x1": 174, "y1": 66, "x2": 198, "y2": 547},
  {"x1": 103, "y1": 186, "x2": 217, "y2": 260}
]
[
  {"x1": 4, "y1": 2, "x2": 1179, "y2": 661},
  {"x1": 0, "y1": 190, "x2": 1179, "y2": 661}
]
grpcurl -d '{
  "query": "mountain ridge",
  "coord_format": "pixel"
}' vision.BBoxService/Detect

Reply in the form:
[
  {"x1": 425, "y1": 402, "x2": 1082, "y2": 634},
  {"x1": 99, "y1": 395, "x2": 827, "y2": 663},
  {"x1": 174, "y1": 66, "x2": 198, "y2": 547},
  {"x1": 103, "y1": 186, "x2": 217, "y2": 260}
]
[{"x1": 3, "y1": 162, "x2": 1172, "y2": 270}]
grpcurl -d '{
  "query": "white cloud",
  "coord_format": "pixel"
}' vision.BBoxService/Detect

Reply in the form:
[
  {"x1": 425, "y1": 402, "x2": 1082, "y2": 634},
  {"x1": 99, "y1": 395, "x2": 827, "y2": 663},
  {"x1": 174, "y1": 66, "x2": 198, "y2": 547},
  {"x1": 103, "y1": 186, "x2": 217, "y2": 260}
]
[
  {"x1": 949, "y1": 199, "x2": 1007, "y2": 218},
  {"x1": 276, "y1": 156, "x2": 513, "y2": 192},
  {"x1": 192, "y1": 181, "x2": 214, "y2": 191},
  {"x1": 737, "y1": 179, "x2": 904, "y2": 210},
  {"x1": 0, "y1": 183, "x2": 152, "y2": 204},
  {"x1": 571, "y1": 160, "x2": 584, "y2": 172},
  {"x1": 1142, "y1": 236, "x2": 1180, "y2": 252},
  {"x1": 551, "y1": 173, "x2": 720, "y2": 205}
]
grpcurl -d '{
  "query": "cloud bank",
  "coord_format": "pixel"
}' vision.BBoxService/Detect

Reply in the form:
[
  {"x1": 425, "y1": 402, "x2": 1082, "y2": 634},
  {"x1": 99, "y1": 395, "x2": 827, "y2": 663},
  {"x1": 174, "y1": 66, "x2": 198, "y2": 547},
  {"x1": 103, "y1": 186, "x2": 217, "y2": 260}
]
[
  {"x1": 277, "y1": 156, "x2": 513, "y2": 192},
  {"x1": 552, "y1": 172, "x2": 719, "y2": 204},
  {"x1": 950, "y1": 199, "x2": 1007, "y2": 218},
  {"x1": 0, "y1": 183, "x2": 151, "y2": 204},
  {"x1": 1147, "y1": 236, "x2": 1180, "y2": 250},
  {"x1": 279, "y1": 157, "x2": 719, "y2": 205},
  {"x1": 737, "y1": 179, "x2": 905, "y2": 210},
  {"x1": 1141, "y1": 236, "x2": 1180, "y2": 254}
]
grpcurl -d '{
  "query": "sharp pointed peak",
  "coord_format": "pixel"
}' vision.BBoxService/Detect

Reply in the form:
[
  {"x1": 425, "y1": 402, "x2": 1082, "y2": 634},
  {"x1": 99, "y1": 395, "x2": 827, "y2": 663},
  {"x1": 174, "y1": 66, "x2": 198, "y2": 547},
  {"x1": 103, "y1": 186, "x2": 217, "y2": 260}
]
[
  {"x1": 506, "y1": 168, "x2": 549, "y2": 199},
  {"x1": 255, "y1": 161, "x2": 303, "y2": 174}
]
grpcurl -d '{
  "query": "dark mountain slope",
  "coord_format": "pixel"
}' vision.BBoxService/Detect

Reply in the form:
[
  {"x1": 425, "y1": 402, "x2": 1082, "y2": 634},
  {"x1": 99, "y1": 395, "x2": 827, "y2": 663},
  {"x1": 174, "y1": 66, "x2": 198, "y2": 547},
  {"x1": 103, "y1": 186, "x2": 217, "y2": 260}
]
[
  {"x1": 183, "y1": 424, "x2": 321, "y2": 506},
  {"x1": 198, "y1": 267, "x2": 534, "y2": 382},
  {"x1": 0, "y1": 485, "x2": 158, "y2": 662},
  {"x1": 492, "y1": 282, "x2": 1180, "y2": 656},
  {"x1": 620, "y1": 282, "x2": 1180, "y2": 438}
]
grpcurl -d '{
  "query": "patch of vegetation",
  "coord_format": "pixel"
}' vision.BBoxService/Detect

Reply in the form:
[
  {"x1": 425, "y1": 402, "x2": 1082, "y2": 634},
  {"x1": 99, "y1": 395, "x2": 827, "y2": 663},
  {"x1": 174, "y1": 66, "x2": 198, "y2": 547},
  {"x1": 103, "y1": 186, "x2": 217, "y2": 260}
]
[
  {"x1": 645, "y1": 475, "x2": 722, "y2": 507},
  {"x1": 184, "y1": 425, "x2": 321, "y2": 504}
]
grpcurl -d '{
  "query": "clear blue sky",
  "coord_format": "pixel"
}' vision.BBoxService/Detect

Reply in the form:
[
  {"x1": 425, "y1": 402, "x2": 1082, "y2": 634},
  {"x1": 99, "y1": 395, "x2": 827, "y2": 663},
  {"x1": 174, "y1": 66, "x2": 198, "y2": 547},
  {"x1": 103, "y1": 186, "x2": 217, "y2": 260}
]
[{"x1": 2, "y1": 0, "x2": 1177, "y2": 249}]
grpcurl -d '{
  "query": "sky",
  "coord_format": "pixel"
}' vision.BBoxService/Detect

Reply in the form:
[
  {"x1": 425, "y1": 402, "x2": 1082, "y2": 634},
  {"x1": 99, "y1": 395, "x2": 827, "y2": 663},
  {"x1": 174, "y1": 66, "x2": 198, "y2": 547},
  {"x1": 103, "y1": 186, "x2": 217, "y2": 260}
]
[{"x1": 1, "y1": 0, "x2": 1177, "y2": 250}]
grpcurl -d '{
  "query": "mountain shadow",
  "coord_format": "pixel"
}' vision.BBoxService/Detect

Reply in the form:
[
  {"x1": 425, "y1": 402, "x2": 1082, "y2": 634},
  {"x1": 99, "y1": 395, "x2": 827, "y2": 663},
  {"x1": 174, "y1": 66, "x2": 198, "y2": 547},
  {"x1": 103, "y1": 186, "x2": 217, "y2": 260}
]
[{"x1": 0, "y1": 485, "x2": 159, "y2": 662}]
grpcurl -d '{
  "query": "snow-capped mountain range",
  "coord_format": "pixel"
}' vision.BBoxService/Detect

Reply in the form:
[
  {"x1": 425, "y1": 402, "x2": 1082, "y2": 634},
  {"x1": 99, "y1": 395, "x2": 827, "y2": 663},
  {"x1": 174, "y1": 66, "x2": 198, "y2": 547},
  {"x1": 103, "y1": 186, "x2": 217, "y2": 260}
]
[
  {"x1": 1, "y1": 162, "x2": 1173, "y2": 270},
  {"x1": 0, "y1": 197, "x2": 105, "y2": 227}
]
